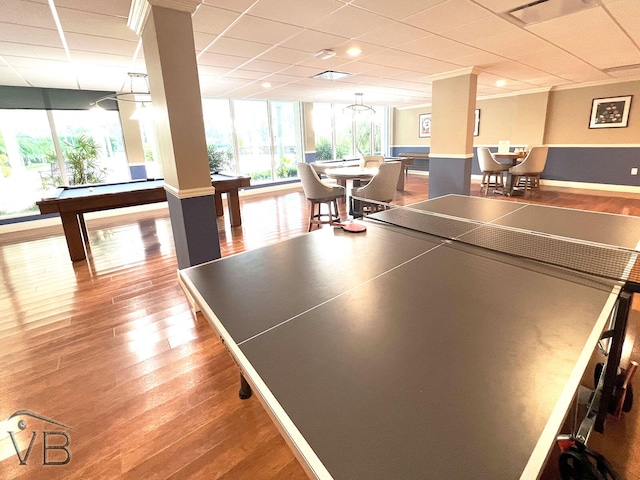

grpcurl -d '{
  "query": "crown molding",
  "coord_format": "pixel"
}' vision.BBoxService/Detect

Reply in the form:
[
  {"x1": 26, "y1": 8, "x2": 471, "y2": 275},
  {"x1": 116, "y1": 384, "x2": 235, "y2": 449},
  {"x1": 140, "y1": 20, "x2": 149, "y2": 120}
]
[{"x1": 128, "y1": 0, "x2": 202, "y2": 35}]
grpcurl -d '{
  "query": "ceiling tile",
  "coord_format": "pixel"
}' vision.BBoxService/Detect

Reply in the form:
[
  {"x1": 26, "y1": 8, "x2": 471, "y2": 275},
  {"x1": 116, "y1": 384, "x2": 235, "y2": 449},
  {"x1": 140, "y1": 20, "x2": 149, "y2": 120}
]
[
  {"x1": 2, "y1": 0, "x2": 57, "y2": 29},
  {"x1": 54, "y1": 0, "x2": 132, "y2": 17},
  {"x1": 247, "y1": 0, "x2": 343, "y2": 28},
  {"x1": 279, "y1": 29, "x2": 349, "y2": 53},
  {"x1": 405, "y1": 0, "x2": 492, "y2": 34},
  {"x1": 204, "y1": 37, "x2": 272, "y2": 58},
  {"x1": 191, "y1": 5, "x2": 241, "y2": 35},
  {"x1": 311, "y1": 5, "x2": 395, "y2": 38},
  {"x1": 56, "y1": 7, "x2": 137, "y2": 41},
  {"x1": 223, "y1": 15, "x2": 303, "y2": 46},
  {"x1": 527, "y1": 7, "x2": 640, "y2": 70},
  {"x1": 356, "y1": 22, "x2": 430, "y2": 48},
  {"x1": 200, "y1": 0, "x2": 257, "y2": 13},
  {"x1": 351, "y1": 0, "x2": 447, "y2": 20}
]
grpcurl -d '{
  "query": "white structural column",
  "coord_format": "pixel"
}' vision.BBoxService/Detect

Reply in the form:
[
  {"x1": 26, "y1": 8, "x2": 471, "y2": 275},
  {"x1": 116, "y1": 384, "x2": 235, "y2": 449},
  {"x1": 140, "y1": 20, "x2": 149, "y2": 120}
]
[
  {"x1": 131, "y1": 0, "x2": 221, "y2": 268},
  {"x1": 428, "y1": 68, "x2": 480, "y2": 199}
]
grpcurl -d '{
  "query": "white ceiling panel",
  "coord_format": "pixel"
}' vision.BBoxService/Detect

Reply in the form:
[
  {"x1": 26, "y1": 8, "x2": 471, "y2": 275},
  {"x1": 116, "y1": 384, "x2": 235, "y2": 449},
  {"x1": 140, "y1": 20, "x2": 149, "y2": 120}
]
[
  {"x1": 0, "y1": 23, "x2": 61, "y2": 47},
  {"x1": 356, "y1": 22, "x2": 430, "y2": 48},
  {"x1": 527, "y1": 8, "x2": 640, "y2": 70},
  {"x1": 0, "y1": 64, "x2": 29, "y2": 86},
  {"x1": 191, "y1": 5, "x2": 240, "y2": 35},
  {"x1": 223, "y1": 15, "x2": 303, "y2": 46},
  {"x1": 201, "y1": 0, "x2": 257, "y2": 14},
  {"x1": 0, "y1": 42, "x2": 67, "y2": 61},
  {"x1": 203, "y1": 37, "x2": 272, "y2": 59},
  {"x1": 194, "y1": 32, "x2": 217, "y2": 52},
  {"x1": 258, "y1": 47, "x2": 312, "y2": 65},
  {"x1": 2, "y1": 0, "x2": 57, "y2": 29},
  {"x1": 198, "y1": 52, "x2": 249, "y2": 69},
  {"x1": 0, "y1": 0, "x2": 637, "y2": 107},
  {"x1": 311, "y1": 5, "x2": 395, "y2": 38},
  {"x1": 605, "y1": 0, "x2": 640, "y2": 45},
  {"x1": 54, "y1": 0, "x2": 132, "y2": 17},
  {"x1": 279, "y1": 29, "x2": 350, "y2": 53},
  {"x1": 65, "y1": 33, "x2": 138, "y2": 57},
  {"x1": 405, "y1": 0, "x2": 492, "y2": 33},
  {"x1": 351, "y1": 0, "x2": 447, "y2": 20},
  {"x1": 247, "y1": 0, "x2": 343, "y2": 28},
  {"x1": 56, "y1": 7, "x2": 137, "y2": 41}
]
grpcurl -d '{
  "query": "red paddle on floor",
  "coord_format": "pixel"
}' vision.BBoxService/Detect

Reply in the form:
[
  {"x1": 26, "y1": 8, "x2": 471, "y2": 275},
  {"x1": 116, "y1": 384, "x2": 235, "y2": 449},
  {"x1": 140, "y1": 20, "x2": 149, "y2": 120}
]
[{"x1": 335, "y1": 221, "x2": 367, "y2": 233}]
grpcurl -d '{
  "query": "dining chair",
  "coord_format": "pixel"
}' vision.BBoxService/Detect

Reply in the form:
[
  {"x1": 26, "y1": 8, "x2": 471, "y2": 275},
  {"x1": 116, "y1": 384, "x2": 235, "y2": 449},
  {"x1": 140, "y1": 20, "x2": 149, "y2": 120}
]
[
  {"x1": 351, "y1": 161, "x2": 402, "y2": 216},
  {"x1": 477, "y1": 147, "x2": 510, "y2": 196},
  {"x1": 298, "y1": 162, "x2": 345, "y2": 231},
  {"x1": 508, "y1": 146, "x2": 549, "y2": 194},
  {"x1": 360, "y1": 155, "x2": 385, "y2": 168}
]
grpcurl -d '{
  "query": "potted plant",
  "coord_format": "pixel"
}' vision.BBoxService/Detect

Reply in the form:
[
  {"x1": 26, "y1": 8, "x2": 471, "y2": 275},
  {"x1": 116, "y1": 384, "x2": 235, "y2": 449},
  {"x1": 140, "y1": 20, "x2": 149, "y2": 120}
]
[
  {"x1": 207, "y1": 144, "x2": 232, "y2": 173},
  {"x1": 64, "y1": 135, "x2": 106, "y2": 185}
]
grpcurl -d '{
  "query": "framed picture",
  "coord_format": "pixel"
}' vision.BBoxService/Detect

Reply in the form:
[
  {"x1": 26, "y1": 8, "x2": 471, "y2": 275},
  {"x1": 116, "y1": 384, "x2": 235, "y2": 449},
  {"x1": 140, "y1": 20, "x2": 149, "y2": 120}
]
[
  {"x1": 419, "y1": 113, "x2": 431, "y2": 138},
  {"x1": 589, "y1": 95, "x2": 632, "y2": 129},
  {"x1": 474, "y1": 109, "x2": 480, "y2": 136}
]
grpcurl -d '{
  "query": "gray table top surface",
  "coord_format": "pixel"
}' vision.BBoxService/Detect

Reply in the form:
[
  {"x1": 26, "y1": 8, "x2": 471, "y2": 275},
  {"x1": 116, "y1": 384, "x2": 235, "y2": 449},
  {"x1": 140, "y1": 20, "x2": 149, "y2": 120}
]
[{"x1": 180, "y1": 194, "x2": 640, "y2": 479}]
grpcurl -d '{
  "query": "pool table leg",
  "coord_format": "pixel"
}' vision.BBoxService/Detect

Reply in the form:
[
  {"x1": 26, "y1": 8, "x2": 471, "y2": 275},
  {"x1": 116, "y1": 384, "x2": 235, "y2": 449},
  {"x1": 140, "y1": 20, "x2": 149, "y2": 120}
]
[
  {"x1": 214, "y1": 191, "x2": 224, "y2": 217},
  {"x1": 60, "y1": 212, "x2": 87, "y2": 261},
  {"x1": 227, "y1": 190, "x2": 242, "y2": 227}
]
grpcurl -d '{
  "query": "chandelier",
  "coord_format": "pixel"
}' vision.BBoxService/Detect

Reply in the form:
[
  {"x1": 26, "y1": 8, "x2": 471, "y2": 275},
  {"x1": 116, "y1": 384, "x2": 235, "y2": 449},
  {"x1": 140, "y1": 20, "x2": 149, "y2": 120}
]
[
  {"x1": 344, "y1": 93, "x2": 375, "y2": 115},
  {"x1": 91, "y1": 72, "x2": 151, "y2": 108}
]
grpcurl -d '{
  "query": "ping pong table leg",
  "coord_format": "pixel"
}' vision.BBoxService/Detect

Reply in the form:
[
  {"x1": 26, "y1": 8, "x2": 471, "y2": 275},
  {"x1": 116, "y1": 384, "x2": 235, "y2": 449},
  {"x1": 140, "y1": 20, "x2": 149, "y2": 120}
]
[{"x1": 239, "y1": 373, "x2": 252, "y2": 400}]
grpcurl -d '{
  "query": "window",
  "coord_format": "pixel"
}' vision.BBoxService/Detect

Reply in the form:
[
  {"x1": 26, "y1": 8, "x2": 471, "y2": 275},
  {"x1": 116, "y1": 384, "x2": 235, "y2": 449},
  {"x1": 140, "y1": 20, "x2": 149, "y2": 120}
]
[
  {"x1": 313, "y1": 103, "x2": 386, "y2": 160},
  {"x1": 0, "y1": 108, "x2": 128, "y2": 220},
  {"x1": 202, "y1": 99, "x2": 234, "y2": 174},
  {"x1": 52, "y1": 110, "x2": 128, "y2": 185},
  {"x1": 0, "y1": 110, "x2": 54, "y2": 217},
  {"x1": 202, "y1": 99, "x2": 303, "y2": 183},
  {"x1": 270, "y1": 101, "x2": 301, "y2": 180}
]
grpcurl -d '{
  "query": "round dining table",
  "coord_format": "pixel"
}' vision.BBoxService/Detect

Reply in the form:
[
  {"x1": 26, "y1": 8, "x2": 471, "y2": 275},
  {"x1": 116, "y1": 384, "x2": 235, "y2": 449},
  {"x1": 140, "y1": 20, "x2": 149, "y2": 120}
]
[{"x1": 325, "y1": 166, "x2": 378, "y2": 216}]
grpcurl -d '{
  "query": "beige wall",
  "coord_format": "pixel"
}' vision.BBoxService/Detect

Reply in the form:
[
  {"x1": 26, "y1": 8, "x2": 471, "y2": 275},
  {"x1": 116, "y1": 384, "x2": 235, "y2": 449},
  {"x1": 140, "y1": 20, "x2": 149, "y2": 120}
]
[
  {"x1": 393, "y1": 81, "x2": 640, "y2": 150},
  {"x1": 475, "y1": 91, "x2": 549, "y2": 146},
  {"x1": 393, "y1": 106, "x2": 431, "y2": 146},
  {"x1": 544, "y1": 80, "x2": 640, "y2": 145}
]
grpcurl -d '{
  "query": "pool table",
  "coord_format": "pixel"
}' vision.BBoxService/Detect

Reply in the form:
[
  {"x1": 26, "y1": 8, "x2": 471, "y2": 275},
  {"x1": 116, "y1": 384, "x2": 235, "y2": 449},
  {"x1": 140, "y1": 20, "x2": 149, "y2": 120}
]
[{"x1": 37, "y1": 173, "x2": 250, "y2": 262}]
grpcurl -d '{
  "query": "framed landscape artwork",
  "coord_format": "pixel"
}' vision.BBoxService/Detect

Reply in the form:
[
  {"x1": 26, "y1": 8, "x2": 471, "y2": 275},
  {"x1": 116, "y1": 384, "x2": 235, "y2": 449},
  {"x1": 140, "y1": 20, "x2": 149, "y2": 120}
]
[{"x1": 589, "y1": 95, "x2": 632, "y2": 129}]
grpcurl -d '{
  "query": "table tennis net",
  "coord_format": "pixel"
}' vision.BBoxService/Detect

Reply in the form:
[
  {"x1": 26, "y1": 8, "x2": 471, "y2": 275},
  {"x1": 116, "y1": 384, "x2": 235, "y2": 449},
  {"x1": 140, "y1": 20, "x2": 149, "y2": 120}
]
[{"x1": 361, "y1": 200, "x2": 640, "y2": 284}]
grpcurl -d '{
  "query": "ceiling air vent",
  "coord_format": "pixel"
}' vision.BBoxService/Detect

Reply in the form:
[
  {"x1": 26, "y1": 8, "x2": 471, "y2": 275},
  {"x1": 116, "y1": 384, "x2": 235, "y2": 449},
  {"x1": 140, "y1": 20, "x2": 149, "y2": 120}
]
[
  {"x1": 507, "y1": 0, "x2": 600, "y2": 25},
  {"x1": 313, "y1": 70, "x2": 352, "y2": 81}
]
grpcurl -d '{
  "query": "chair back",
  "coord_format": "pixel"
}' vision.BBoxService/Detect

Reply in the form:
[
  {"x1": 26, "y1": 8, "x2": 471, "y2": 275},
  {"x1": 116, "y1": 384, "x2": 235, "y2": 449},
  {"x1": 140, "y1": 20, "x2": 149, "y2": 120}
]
[
  {"x1": 298, "y1": 162, "x2": 335, "y2": 200},
  {"x1": 360, "y1": 155, "x2": 385, "y2": 169},
  {"x1": 477, "y1": 147, "x2": 501, "y2": 171},
  {"x1": 355, "y1": 161, "x2": 402, "y2": 203},
  {"x1": 510, "y1": 146, "x2": 549, "y2": 175}
]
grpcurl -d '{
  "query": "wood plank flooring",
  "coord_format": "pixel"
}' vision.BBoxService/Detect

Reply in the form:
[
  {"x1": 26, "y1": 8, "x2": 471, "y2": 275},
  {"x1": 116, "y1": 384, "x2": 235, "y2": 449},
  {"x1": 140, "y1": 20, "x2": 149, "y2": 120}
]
[{"x1": 1, "y1": 174, "x2": 640, "y2": 479}]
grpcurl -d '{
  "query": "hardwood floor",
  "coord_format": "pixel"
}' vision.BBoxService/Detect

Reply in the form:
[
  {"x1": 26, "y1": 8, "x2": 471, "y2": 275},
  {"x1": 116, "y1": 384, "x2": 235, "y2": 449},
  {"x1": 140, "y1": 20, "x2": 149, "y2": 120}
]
[{"x1": 1, "y1": 174, "x2": 639, "y2": 479}]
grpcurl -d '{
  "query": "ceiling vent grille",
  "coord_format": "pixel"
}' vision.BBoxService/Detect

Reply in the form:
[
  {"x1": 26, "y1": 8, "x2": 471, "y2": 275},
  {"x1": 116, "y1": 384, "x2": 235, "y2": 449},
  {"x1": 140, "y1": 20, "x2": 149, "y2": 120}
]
[
  {"x1": 506, "y1": 0, "x2": 600, "y2": 25},
  {"x1": 313, "y1": 70, "x2": 352, "y2": 81}
]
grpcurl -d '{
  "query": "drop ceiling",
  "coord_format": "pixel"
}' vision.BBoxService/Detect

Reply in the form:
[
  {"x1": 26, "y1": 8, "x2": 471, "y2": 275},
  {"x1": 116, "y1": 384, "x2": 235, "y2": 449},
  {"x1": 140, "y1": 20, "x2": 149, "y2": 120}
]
[{"x1": 1, "y1": 0, "x2": 639, "y2": 108}]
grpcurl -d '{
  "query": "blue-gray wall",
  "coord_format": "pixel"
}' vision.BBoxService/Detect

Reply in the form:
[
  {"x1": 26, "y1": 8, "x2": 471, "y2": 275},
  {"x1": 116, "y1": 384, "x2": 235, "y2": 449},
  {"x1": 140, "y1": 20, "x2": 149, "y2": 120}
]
[{"x1": 468, "y1": 146, "x2": 640, "y2": 187}]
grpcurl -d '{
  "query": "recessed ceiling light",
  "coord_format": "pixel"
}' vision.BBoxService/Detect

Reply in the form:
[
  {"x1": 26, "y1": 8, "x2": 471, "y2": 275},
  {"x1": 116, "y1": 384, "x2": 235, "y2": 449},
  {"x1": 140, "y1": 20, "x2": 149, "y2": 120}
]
[
  {"x1": 496, "y1": 80, "x2": 507, "y2": 87},
  {"x1": 346, "y1": 47, "x2": 362, "y2": 57},
  {"x1": 262, "y1": 82, "x2": 272, "y2": 88},
  {"x1": 313, "y1": 70, "x2": 352, "y2": 81}
]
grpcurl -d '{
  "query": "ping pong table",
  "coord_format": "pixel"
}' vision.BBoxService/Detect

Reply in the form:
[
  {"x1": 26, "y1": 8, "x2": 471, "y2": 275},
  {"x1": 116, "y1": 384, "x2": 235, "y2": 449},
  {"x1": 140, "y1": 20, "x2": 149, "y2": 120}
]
[{"x1": 178, "y1": 194, "x2": 640, "y2": 479}]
